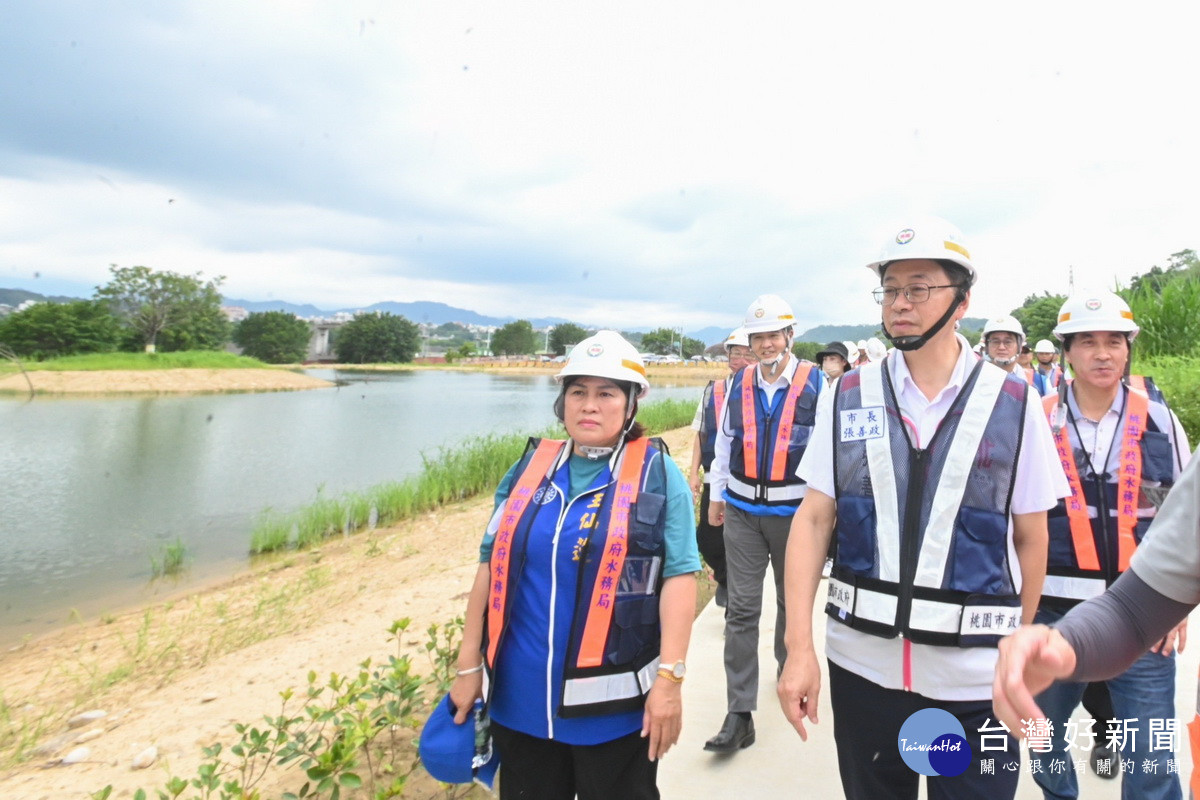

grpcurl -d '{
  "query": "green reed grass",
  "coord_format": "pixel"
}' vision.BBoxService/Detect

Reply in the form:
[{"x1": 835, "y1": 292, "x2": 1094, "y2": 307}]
[
  {"x1": 1125, "y1": 275, "x2": 1200, "y2": 359},
  {"x1": 150, "y1": 538, "x2": 187, "y2": 578},
  {"x1": 248, "y1": 396, "x2": 699, "y2": 554},
  {"x1": 28, "y1": 351, "x2": 269, "y2": 371},
  {"x1": 1132, "y1": 354, "x2": 1200, "y2": 446}
]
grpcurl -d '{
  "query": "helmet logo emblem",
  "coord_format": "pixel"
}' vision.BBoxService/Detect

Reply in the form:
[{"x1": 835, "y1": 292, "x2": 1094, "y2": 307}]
[
  {"x1": 896, "y1": 229, "x2": 915, "y2": 245},
  {"x1": 1085, "y1": 299, "x2": 1102, "y2": 311},
  {"x1": 754, "y1": 308, "x2": 765, "y2": 318},
  {"x1": 586, "y1": 343, "x2": 604, "y2": 356}
]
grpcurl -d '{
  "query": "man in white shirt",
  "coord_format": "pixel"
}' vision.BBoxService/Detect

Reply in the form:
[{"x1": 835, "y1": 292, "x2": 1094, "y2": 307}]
[
  {"x1": 776, "y1": 217, "x2": 1067, "y2": 800},
  {"x1": 704, "y1": 294, "x2": 822, "y2": 754},
  {"x1": 1028, "y1": 290, "x2": 1190, "y2": 800}
]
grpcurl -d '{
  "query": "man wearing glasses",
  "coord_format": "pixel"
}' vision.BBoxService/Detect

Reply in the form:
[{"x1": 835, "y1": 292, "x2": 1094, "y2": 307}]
[
  {"x1": 983, "y1": 315, "x2": 1036, "y2": 386},
  {"x1": 776, "y1": 217, "x2": 1066, "y2": 799},
  {"x1": 690, "y1": 327, "x2": 759, "y2": 611}
]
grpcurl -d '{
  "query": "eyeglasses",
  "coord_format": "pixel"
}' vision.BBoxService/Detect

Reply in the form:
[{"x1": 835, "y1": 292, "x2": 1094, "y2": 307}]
[{"x1": 871, "y1": 283, "x2": 960, "y2": 306}]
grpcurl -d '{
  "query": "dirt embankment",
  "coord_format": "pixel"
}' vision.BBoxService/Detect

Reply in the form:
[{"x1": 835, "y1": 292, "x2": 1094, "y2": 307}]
[
  {"x1": 0, "y1": 368, "x2": 333, "y2": 395},
  {"x1": 0, "y1": 427, "x2": 698, "y2": 800}
]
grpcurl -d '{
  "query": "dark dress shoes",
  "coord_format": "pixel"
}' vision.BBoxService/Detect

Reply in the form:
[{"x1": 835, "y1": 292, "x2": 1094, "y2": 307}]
[
  {"x1": 1090, "y1": 744, "x2": 1120, "y2": 779},
  {"x1": 703, "y1": 713, "x2": 755, "y2": 753}
]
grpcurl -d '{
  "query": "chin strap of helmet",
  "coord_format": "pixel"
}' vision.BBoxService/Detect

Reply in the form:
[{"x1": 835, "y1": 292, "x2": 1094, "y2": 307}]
[
  {"x1": 882, "y1": 290, "x2": 963, "y2": 352},
  {"x1": 577, "y1": 444, "x2": 615, "y2": 460}
]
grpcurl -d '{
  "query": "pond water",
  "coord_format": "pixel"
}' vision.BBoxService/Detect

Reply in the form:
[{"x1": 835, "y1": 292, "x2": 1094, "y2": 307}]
[{"x1": 0, "y1": 370, "x2": 702, "y2": 644}]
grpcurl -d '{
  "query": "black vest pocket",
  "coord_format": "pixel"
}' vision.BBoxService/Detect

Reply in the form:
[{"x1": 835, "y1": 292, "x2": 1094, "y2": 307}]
[
  {"x1": 835, "y1": 495, "x2": 877, "y2": 576},
  {"x1": 1140, "y1": 430, "x2": 1174, "y2": 484},
  {"x1": 947, "y1": 506, "x2": 1010, "y2": 594}
]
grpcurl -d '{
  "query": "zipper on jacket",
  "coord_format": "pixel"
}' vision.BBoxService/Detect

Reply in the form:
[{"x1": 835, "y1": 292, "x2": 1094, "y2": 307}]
[
  {"x1": 895, "y1": 448, "x2": 927, "y2": 642},
  {"x1": 1092, "y1": 472, "x2": 1116, "y2": 585},
  {"x1": 547, "y1": 480, "x2": 608, "y2": 739}
]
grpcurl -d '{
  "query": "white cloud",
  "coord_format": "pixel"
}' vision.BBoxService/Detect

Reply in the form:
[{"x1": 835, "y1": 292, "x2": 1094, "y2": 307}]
[{"x1": 1, "y1": 0, "x2": 1198, "y2": 335}]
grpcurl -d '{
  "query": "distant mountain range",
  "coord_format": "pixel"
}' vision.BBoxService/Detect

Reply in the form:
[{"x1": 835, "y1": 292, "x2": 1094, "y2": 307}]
[
  {"x1": 0, "y1": 287, "x2": 84, "y2": 307},
  {"x1": 2, "y1": 287, "x2": 982, "y2": 347}
]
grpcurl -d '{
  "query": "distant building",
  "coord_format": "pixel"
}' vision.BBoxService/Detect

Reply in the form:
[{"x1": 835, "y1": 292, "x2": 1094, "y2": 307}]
[
  {"x1": 221, "y1": 306, "x2": 250, "y2": 323},
  {"x1": 0, "y1": 304, "x2": 12, "y2": 317}
]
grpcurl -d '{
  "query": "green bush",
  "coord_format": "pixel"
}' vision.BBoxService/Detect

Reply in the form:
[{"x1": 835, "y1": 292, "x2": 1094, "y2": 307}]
[
  {"x1": 1134, "y1": 355, "x2": 1200, "y2": 447},
  {"x1": 0, "y1": 300, "x2": 121, "y2": 360},
  {"x1": 234, "y1": 311, "x2": 313, "y2": 364}
]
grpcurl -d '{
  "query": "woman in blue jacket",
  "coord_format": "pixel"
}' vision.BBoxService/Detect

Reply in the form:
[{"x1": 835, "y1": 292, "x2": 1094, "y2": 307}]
[{"x1": 448, "y1": 330, "x2": 700, "y2": 800}]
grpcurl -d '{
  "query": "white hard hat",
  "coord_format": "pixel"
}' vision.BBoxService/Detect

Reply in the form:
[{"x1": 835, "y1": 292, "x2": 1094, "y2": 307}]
[
  {"x1": 843, "y1": 340, "x2": 860, "y2": 361},
  {"x1": 865, "y1": 216, "x2": 975, "y2": 283},
  {"x1": 856, "y1": 339, "x2": 868, "y2": 351},
  {"x1": 1033, "y1": 339, "x2": 1056, "y2": 354},
  {"x1": 724, "y1": 326, "x2": 750, "y2": 351},
  {"x1": 865, "y1": 337, "x2": 887, "y2": 362},
  {"x1": 1053, "y1": 291, "x2": 1139, "y2": 341},
  {"x1": 742, "y1": 294, "x2": 796, "y2": 336},
  {"x1": 982, "y1": 315, "x2": 1025, "y2": 341},
  {"x1": 555, "y1": 330, "x2": 649, "y2": 397}
]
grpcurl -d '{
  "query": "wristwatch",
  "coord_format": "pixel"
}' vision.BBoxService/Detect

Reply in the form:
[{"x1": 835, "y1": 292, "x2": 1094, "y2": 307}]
[{"x1": 656, "y1": 660, "x2": 686, "y2": 683}]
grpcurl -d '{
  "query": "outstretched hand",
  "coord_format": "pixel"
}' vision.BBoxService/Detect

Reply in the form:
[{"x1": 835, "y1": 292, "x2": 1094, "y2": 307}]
[{"x1": 992, "y1": 625, "x2": 1076, "y2": 736}]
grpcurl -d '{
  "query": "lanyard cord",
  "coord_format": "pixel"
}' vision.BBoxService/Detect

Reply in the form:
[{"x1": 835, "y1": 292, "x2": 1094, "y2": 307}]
[{"x1": 1066, "y1": 387, "x2": 1127, "y2": 480}]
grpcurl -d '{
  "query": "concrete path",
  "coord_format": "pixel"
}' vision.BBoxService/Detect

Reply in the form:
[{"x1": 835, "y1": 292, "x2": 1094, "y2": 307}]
[{"x1": 659, "y1": 578, "x2": 1200, "y2": 799}]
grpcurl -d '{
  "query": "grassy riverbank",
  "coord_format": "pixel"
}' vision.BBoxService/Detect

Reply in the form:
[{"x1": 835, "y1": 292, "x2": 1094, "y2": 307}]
[
  {"x1": 0, "y1": 425, "x2": 701, "y2": 799},
  {"x1": 250, "y1": 398, "x2": 697, "y2": 554},
  {"x1": 16, "y1": 351, "x2": 270, "y2": 370}
]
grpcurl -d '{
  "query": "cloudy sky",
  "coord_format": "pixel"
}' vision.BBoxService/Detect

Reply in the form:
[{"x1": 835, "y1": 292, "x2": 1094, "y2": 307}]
[{"x1": 2, "y1": 2, "x2": 1198, "y2": 334}]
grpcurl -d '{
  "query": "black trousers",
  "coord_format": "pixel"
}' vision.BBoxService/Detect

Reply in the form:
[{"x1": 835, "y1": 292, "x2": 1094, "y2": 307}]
[
  {"x1": 828, "y1": 661, "x2": 1021, "y2": 800},
  {"x1": 491, "y1": 723, "x2": 658, "y2": 800},
  {"x1": 696, "y1": 483, "x2": 727, "y2": 586}
]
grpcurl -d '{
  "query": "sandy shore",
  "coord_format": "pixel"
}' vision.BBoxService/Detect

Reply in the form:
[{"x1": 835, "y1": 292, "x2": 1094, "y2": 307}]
[
  {"x1": 0, "y1": 368, "x2": 334, "y2": 395},
  {"x1": 0, "y1": 363, "x2": 720, "y2": 396},
  {"x1": 0, "y1": 427, "x2": 697, "y2": 799}
]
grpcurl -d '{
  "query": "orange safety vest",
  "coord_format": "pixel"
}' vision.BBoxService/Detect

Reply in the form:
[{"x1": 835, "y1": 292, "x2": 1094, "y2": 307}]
[
  {"x1": 1043, "y1": 387, "x2": 1149, "y2": 573},
  {"x1": 738, "y1": 361, "x2": 815, "y2": 482},
  {"x1": 485, "y1": 437, "x2": 650, "y2": 669}
]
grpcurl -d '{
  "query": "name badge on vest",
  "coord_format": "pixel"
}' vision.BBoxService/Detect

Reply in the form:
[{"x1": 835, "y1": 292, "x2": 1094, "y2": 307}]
[{"x1": 839, "y1": 406, "x2": 885, "y2": 442}]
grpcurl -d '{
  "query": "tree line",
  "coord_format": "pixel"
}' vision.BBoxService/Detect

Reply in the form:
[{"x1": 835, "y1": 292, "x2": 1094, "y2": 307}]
[{"x1": 0, "y1": 265, "x2": 423, "y2": 364}]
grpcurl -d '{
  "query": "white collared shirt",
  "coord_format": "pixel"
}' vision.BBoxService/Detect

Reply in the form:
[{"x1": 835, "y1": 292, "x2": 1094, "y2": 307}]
[
  {"x1": 709, "y1": 356, "x2": 804, "y2": 498},
  {"x1": 798, "y1": 334, "x2": 1069, "y2": 701},
  {"x1": 1062, "y1": 385, "x2": 1189, "y2": 483}
]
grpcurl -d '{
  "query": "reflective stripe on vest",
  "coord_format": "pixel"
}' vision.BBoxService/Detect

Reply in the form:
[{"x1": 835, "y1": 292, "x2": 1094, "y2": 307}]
[
  {"x1": 562, "y1": 658, "x2": 660, "y2": 710},
  {"x1": 860, "y1": 359, "x2": 1008, "y2": 587},
  {"x1": 1115, "y1": 388, "x2": 1149, "y2": 571},
  {"x1": 713, "y1": 378, "x2": 726, "y2": 420},
  {"x1": 833, "y1": 359, "x2": 1020, "y2": 643},
  {"x1": 486, "y1": 438, "x2": 565, "y2": 667},
  {"x1": 1044, "y1": 388, "x2": 1149, "y2": 573},
  {"x1": 575, "y1": 436, "x2": 648, "y2": 668},
  {"x1": 1041, "y1": 573, "x2": 1107, "y2": 602},
  {"x1": 1043, "y1": 395, "x2": 1100, "y2": 572},
  {"x1": 738, "y1": 362, "x2": 814, "y2": 481},
  {"x1": 827, "y1": 576, "x2": 1021, "y2": 638}
]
